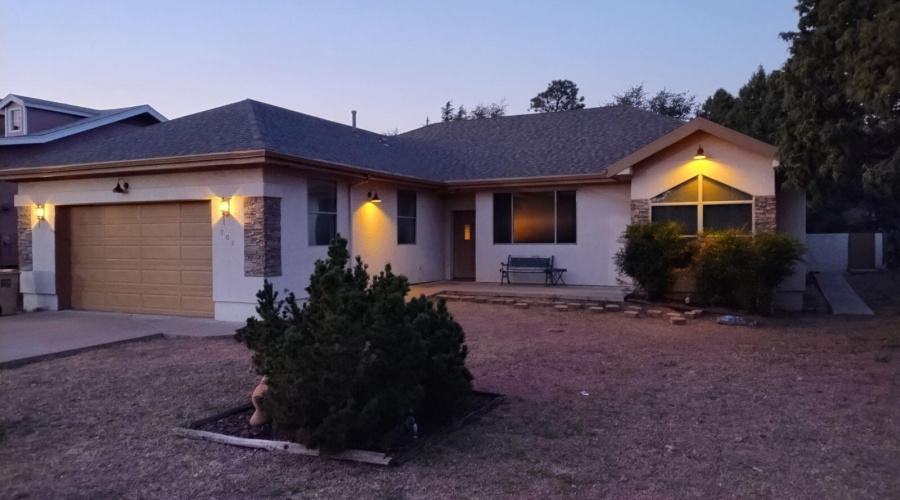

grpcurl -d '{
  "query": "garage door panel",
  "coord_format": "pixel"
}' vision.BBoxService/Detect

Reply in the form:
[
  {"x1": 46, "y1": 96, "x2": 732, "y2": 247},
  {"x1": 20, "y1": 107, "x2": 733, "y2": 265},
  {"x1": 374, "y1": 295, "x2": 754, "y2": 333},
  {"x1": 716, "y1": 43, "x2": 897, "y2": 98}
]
[
  {"x1": 68, "y1": 201, "x2": 213, "y2": 317},
  {"x1": 180, "y1": 222, "x2": 212, "y2": 238},
  {"x1": 141, "y1": 245, "x2": 180, "y2": 260},
  {"x1": 181, "y1": 245, "x2": 212, "y2": 262},
  {"x1": 105, "y1": 245, "x2": 141, "y2": 260},
  {"x1": 105, "y1": 269, "x2": 141, "y2": 285},
  {"x1": 105, "y1": 223, "x2": 141, "y2": 238}
]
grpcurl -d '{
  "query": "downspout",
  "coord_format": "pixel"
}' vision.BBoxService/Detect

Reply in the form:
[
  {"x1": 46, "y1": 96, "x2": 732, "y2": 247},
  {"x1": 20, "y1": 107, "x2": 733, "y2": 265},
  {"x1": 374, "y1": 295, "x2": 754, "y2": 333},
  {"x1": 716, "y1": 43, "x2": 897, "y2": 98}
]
[{"x1": 347, "y1": 175, "x2": 370, "y2": 258}]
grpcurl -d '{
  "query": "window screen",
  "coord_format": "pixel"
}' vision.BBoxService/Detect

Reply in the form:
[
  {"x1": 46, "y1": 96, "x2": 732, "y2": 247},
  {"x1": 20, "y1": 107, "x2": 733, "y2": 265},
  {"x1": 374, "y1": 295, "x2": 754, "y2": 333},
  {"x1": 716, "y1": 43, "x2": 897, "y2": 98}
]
[
  {"x1": 703, "y1": 204, "x2": 752, "y2": 232},
  {"x1": 513, "y1": 191, "x2": 556, "y2": 243},
  {"x1": 308, "y1": 179, "x2": 337, "y2": 246},
  {"x1": 397, "y1": 190, "x2": 416, "y2": 244},
  {"x1": 556, "y1": 190, "x2": 577, "y2": 243},
  {"x1": 493, "y1": 193, "x2": 512, "y2": 244},
  {"x1": 652, "y1": 205, "x2": 698, "y2": 234}
]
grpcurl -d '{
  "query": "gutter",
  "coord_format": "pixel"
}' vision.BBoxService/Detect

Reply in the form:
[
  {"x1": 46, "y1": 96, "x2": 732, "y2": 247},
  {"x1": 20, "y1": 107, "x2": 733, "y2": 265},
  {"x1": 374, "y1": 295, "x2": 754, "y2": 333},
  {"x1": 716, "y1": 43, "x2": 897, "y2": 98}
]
[{"x1": 0, "y1": 149, "x2": 618, "y2": 190}]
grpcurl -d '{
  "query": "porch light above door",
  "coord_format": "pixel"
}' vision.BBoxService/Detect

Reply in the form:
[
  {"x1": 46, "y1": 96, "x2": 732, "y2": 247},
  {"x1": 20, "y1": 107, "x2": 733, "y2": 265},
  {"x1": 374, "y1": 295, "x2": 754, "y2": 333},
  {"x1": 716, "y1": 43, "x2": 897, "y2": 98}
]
[
  {"x1": 693, "y1": 145, "x2": 707, "y2": 160},
  {"x1": 368, "y1": 190, "x2": 382, "y2": 203}
]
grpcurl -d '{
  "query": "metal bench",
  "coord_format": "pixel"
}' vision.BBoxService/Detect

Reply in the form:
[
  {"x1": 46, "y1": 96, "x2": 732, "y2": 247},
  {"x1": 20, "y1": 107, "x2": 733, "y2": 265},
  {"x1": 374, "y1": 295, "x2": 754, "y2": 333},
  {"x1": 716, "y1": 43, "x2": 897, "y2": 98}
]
[{"x1": 500, "y1": 256, "x2": 566, "y2": 286}]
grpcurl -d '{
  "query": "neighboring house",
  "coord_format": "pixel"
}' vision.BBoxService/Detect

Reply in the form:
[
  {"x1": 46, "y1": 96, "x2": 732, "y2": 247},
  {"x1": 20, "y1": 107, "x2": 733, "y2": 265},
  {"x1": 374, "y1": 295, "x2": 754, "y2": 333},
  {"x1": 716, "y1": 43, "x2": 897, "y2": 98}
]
[
  {"x1": 0, "y1": 94, "x2": 166, "y2": 267},
  {"x1": 0, "y1": 99, "x2": 806, "y2": 321}
]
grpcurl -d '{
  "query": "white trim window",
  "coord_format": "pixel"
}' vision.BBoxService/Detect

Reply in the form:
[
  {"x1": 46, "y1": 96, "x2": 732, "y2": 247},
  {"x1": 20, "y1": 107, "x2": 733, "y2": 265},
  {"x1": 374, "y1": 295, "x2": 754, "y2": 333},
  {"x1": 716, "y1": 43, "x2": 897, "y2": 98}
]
[
  {"x1": 397, "y1": 190, "x2": 416, "y2": 245},
  {"x1": 7, "y1": 107, "x2": 24, "y2": 134},
  {"x1": 308, "y1": 179, "x2": 338, "y2": 246},
  {"x1": 650, "y1": 175, "x2": 753, "y2": 234},
  {"x1": 493, "y1": 190, "x2": 576, "y2": 244}
]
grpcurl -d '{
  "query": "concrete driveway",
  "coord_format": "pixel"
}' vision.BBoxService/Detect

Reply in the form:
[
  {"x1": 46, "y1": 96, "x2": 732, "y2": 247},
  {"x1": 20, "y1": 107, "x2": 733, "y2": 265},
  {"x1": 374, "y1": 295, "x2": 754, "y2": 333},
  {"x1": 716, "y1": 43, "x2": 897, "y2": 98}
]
[{"x1": 0, "y1": 310, "x2": 242, "y2": 368}]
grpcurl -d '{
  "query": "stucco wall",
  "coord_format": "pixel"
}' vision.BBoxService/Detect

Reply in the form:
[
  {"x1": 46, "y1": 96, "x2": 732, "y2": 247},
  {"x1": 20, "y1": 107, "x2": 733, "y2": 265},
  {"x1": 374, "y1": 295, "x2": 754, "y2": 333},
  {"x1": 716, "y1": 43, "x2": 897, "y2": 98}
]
[
  {"x1": 473, "y1": 183, "x2": 630, "y2": 286},
  {"x1": 15, "y1": 168, "x2": 269, "y2": 320},
  {"x1": 349, "y1": 180, "x2": 445, "y2": 286},
  {"x1": 806, "y1": 234, "x2": 850, "y2": 273},
  {"x1": 631, "y1": 132, "x2": 775, "y2": 201},
  {"x1": 775, "y1": 187, "x2": 807, "y2": 311}
]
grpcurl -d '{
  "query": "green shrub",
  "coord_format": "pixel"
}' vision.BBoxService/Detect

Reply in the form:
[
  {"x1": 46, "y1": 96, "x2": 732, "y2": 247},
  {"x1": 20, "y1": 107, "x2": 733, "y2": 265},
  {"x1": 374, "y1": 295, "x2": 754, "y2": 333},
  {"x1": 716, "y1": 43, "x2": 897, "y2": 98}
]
[
  {"x1": 614, "y1": 221, "x2": 694, "y2": 300},
  {"x1": 236, "y1": 236, "x2": 472, "y2": 452},
  {"x1": 693, "y1": 230, "x2": 804, "y2": 314}
]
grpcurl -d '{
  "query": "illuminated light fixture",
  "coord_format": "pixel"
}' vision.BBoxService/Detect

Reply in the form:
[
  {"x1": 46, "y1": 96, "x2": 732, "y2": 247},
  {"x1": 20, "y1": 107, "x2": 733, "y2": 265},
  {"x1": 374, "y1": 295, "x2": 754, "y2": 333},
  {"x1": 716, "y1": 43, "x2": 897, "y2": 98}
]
[
  {"x1": 693, "y1": 145, "x2": 707, "y2": 160},
  {"x1": 368, "y1": 190, "x2": 382, "y2": 203},
  {"x1": 219, "y1": 197, "x2": 231, "y2": 217},
  {"x1": 34, "y1": 205, "x2": 45, "y2": 222},
  {"x1": 112, "y1": 178, "x2": 129, "y2": 193}
]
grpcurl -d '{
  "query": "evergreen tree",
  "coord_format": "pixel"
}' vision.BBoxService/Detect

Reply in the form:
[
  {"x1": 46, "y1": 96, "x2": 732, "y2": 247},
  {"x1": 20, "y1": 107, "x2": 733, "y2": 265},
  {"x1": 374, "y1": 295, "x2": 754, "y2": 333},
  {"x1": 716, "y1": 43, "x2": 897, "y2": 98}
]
[
  {"x1": 236, "y1": 236, "x2": 473, "y2": 452},
  {"x1": 529, "y1": 79, "x2": 586, "y2": 112},
  {"x1": 778, "y1": 0, "x2": 900, "y2": 231}
]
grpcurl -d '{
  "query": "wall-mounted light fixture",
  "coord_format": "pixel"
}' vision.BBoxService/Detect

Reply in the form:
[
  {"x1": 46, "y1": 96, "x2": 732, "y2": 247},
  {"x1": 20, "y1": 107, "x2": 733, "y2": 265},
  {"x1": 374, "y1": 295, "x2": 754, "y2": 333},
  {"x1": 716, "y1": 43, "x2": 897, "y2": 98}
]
[
  {"x1": 368, "y1": 190, "x2": 382, "y2": 203},
  {"x1": 219, "y1": 197, "x2": 231, "y2": 217},
  {"x1": 112, "y1": 178, "x2": 129, "y2": 193},
  {"x1": 34, "y1": 204, "x2": 45, "y2": 222},
  {"x1": 693, "y1": 145, "x2": 707, "y2": 160}
]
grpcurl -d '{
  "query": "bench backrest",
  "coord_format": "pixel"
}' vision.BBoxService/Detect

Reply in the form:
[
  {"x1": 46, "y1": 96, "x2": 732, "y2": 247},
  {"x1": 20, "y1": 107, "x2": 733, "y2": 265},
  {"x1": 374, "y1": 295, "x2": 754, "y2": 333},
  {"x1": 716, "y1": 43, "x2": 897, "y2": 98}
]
[{"x1": 506, "y1": 255, "x2": 553, "y2": 270}]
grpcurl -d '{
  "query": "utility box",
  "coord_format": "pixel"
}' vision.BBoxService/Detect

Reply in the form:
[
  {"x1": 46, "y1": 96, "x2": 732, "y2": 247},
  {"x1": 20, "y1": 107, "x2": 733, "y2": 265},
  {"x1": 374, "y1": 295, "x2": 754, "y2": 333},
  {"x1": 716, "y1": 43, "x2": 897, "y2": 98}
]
[{"x1": 0, "y1": 269, "x2": 19, "y2": 316}]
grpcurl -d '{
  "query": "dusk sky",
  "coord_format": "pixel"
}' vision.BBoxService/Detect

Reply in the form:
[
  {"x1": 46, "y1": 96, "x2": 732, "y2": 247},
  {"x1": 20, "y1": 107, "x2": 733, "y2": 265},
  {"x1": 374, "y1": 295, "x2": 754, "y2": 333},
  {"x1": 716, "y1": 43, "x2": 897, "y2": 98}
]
[{"x1": 1, "y1": 1, "x2": 797, "y2": 134}]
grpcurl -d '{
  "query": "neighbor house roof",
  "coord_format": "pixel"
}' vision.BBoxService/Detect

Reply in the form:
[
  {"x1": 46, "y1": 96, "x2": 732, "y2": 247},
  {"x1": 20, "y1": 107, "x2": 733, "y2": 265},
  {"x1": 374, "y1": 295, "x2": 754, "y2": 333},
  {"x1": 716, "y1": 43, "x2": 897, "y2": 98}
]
[
  {"x1": 0, "y1": 94, "x2": 166, "y2": 146},
  {"x1": 0, "y1": 98, "x2": 767, "y2": 184}
]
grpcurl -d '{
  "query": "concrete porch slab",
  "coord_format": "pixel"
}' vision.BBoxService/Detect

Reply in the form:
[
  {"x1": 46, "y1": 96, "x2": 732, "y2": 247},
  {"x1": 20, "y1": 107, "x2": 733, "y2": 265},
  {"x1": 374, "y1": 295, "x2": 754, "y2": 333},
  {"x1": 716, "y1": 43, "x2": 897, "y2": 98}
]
[
  {"x1": 409, "y1": 281, "x2": 627, "y2": 302},
  {"x1": 0, "y1": 310, "x2": 242, "y2": 369}
]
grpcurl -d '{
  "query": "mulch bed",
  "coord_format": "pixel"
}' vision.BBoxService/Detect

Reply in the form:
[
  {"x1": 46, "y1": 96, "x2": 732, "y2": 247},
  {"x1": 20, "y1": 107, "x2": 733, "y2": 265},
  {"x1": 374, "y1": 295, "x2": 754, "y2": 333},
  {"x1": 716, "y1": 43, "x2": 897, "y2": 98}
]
[{"x1": 189, "y1": 391, "x2": 505, "y2": 465}]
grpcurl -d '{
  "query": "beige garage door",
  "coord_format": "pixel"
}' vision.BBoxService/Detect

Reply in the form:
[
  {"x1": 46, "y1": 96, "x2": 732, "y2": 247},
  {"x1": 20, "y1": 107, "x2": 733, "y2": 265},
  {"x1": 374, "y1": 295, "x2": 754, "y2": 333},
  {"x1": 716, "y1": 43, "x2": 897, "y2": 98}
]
[{"x1": 68, "y1": 202, "x2": 214, "y2": 317}]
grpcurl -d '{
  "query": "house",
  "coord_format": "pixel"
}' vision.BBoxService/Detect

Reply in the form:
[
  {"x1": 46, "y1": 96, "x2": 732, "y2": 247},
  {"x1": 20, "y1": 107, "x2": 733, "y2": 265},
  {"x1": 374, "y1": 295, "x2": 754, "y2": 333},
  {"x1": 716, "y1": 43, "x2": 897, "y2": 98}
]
[
  {"x1": 0, "y1": 94, "x2": 166, "y2": 267},
  {"x1": 0, "y1": 99, "x2": 806, "y2": 321}
]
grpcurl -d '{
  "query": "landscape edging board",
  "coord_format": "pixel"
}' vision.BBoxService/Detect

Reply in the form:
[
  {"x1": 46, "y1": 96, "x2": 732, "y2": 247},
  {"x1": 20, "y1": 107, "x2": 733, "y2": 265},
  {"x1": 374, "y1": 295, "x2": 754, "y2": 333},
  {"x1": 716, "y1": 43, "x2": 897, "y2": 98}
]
[{"x1": 174, "y1": 390, "x2": 506, "y2": 466}]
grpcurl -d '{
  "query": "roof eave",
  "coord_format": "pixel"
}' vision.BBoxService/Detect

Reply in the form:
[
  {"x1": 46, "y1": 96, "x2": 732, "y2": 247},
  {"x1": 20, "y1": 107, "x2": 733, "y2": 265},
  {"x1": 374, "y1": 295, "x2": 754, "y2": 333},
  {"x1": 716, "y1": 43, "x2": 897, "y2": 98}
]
[{"x1": 604, "y1": 117, "x2": 777, "y2": 177}]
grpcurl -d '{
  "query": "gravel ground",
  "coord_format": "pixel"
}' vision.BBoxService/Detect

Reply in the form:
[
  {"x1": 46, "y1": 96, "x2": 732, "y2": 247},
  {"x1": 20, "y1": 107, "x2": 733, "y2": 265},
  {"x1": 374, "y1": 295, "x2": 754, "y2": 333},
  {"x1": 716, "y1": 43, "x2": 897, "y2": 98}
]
[{"x1": 1, "y1": 303, "x2": 899, "y2": 500}]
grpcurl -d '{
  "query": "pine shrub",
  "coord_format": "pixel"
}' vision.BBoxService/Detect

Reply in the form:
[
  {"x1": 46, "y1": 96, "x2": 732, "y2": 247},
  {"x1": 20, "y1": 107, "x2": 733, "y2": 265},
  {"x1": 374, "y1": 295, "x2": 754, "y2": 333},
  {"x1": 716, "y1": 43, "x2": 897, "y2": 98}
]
[
  {"x1": 614, "y1": 221, "x2": 694, "y2": 300},
  {"x1": 235, "y1": 236, "x2": 472, "y2": 452},
  {"x1": 692, "y1": 230, "x2": 804, "y2": 314}
]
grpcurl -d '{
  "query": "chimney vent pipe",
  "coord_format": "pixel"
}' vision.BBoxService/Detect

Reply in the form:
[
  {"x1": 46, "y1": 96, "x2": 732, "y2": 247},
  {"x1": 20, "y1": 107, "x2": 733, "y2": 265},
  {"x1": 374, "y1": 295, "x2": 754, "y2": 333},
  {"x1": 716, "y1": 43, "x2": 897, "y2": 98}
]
[{"x1": 352, "y1": 110, "x2": 357, "y2": 130}]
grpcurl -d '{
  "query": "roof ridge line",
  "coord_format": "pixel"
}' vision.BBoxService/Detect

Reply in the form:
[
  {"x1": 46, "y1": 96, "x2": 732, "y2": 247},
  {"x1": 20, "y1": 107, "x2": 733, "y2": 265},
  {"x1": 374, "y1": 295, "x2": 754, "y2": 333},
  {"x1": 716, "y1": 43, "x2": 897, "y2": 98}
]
[{"x1": 245, "y1": 100, "x2": 266, "y2": 149}]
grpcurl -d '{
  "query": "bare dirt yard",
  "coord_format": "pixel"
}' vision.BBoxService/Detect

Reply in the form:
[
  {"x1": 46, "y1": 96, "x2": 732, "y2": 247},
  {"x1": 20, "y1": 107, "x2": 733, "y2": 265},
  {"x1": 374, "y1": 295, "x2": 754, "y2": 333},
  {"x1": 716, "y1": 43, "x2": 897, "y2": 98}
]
[{"x1": 1, "y1": 302, "x2": 899, "y2": 500}]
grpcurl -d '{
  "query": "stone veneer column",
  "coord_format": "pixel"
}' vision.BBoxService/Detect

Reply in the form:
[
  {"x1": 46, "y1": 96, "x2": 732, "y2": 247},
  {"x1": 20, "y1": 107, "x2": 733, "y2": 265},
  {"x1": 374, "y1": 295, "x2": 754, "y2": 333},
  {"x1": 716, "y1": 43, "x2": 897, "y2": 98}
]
[
  {"x1": 17, "y1": 206, "x2": 32, "y2": 271},
  {"x1": 630, "y1": 199, "x2": 650, "y2": 224},
  {"x1": 753, "y1": 195, "x2": 777, "y2": 233},
  {"x1": 243, "y1": 197, "x2": 282, "y2": 277}
]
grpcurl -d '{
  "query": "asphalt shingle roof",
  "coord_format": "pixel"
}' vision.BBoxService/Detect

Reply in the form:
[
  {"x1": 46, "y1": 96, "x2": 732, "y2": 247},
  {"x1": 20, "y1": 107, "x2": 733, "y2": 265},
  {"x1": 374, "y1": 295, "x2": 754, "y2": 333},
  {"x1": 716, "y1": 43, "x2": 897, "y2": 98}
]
[{"x1": 7, "y1": 99, "x2": 686, "y2": 182}]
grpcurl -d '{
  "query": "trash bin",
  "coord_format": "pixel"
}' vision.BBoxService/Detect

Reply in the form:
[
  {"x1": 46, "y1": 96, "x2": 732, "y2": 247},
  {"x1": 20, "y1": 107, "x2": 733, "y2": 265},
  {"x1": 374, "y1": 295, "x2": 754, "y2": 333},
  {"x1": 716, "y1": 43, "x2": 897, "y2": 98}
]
[{"x1": 0, "y1": 268, "x2": 19, "y2": 316}]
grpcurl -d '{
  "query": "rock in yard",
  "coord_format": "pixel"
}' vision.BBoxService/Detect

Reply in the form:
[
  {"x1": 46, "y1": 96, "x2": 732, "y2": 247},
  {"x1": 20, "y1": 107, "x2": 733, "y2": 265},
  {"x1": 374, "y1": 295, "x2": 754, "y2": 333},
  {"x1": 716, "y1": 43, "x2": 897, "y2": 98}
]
[
  {"x1": 567, "y1": 302, "x2": 584, "y2": 310},
  {"x1": 691, "y1": 309, "x2": 704, "y2": 317},
  {"x1": 459, "y1": 296, "x2": 475, "y2": 302},
  {"x1": 589, "y1": 306, "x2": 605, "y2": 314},
  {"x1": 447, "y1": 295, "x2": 461, "y2": 301},
  {"x1": 514, "y1": 302, "x2": 530, "y2": 310},
  {"x1": 626, "y1": 305, "x2": 642, "y2": 313},
  {"x1": 684, "y1": 311, "x2": 698, "y2": 320},
  {"x1": 491, "y1": 298, "x2": 506, "y2": 305},
  {"x1": 504, "y1": 299, "x2": 517, "y2": 305},
  {"x1": 605, "y1": 304, "x2": 621, "y2": 312},
  {"x1": 554, "y1": 305, "x2": 569, "y2": 312},
  {"x1": 646, "y1": 309, "x2": 662, "y2": 318},
  {"x1": 624, "y1": 310, "x2": 639, "y2": 318},
  {"x1": 473, "y1": 297, "x2": 488, "y2": 304},
  {"x1": 670, "y1": 316, "x2": 686, "y2": 325}
]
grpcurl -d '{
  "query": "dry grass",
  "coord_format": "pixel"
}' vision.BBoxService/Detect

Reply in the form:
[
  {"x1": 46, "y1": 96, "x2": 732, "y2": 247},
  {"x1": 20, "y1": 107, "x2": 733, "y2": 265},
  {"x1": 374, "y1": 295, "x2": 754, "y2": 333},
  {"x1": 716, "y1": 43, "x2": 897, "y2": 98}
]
[{"x1": 1, "y1": 303, "x2": 899, "y2": 500}]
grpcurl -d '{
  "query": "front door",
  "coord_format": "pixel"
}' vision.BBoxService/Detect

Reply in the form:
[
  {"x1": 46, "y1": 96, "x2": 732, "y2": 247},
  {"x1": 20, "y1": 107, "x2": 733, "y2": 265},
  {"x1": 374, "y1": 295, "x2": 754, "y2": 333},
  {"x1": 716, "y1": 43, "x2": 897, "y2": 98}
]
[{"x1": 453, "y1": 211, "x2": 476, "y2": 280}]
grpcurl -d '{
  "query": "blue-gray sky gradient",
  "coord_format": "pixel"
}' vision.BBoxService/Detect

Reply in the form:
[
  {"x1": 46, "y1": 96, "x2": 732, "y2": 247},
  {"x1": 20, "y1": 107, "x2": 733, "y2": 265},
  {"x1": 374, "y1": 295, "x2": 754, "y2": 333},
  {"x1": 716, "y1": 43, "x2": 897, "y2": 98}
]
[{"x1": 0, "y1": 0, "x2": 797, "y2": 133}]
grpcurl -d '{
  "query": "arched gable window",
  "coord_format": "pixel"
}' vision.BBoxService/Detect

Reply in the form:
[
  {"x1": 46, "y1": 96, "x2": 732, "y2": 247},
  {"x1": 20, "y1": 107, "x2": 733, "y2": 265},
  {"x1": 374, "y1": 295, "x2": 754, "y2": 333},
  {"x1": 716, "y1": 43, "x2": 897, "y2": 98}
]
[{"x1": 650, "y1": 175, "x2": 752, "y2": 234}]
